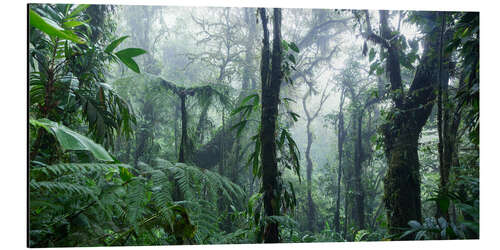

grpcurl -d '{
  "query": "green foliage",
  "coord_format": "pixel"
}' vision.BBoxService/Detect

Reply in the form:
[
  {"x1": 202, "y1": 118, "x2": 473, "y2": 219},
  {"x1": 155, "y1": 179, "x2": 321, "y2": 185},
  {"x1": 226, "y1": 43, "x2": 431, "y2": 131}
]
[
  {"x1": 401, "y1": 177, "x2": 479, "y2": 240},
  {"x1": 28, "y1": 6, "x2": 480, "y2": 246},
  {"x1": 30, "y1": 150, "x2": 246, "y2": 246},
  {"x1": 105, "y1": 35, "x2": 129, "y2": 53},
  {"x1": 115, "y1": 48, "x2": 147, "y2": 73},
  {"x1": 354, "y1": 229, "x2": 369, "y2": 241},
  {"x1": 29, "y1": 8, "x2": 85, "y2": 44},
  {"x1": 277, "y1": 128, "x2": 301, "y2": 182},
  {"x1": 30, "y1": 118, "x2": 114, "y2": 162},
  {"x1": 447, "y1": 12, "x2": 479, "y2": 145},
  {"x1": 29, "y1": 3, "x2": 139, "y2": 148},
  {"x1": 281, "y1": 40, "x2": 300, "y2": 85}
]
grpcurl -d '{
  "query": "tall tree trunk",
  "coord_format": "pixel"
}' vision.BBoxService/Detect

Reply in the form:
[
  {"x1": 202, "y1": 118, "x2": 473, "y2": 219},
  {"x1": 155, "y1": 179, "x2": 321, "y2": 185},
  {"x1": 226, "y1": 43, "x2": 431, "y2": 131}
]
[
  {"x1": 305, "y1": 119, "x2": 316, "y2": 232},
  {"x1": 259, "y1": 8, "x2": 282, "y2": 243},
  {"x1": 172, "y1": 94, "x2": 187, "y2": 203},
  {"x1": 343, "y1": 118, "x2": 354, "y2": 240},
  {"x1": 219, "y1": 109, "x2": 225, "y2": 175},
  {"x1": 448, "y1": 72, "x2": 466, "y2": 224},
  {"x1": 334, "y1": 90, "x2": 346, "y2": 233},
  {"x1": 174, "y1": 102, "x2": 179, "y2": 157},
  {"x1": 437, "y1": 12, "x2": 455, "y2": 220},
  {"x1": 243, "y1": 7, "x2": 257, "y2": 90},
  {"x1": 374, "y1": 11, "x2": 448, "y2": 237},
  {"x1": 343, "y1": 173, "x2": 349, "y2": 239},
  {"x1": 354, "y1": 109, "x2": 365, "y2": 230},
  {"x1": 301, "y1": 82, "x2": 330, "y2": 233},
  {"x1": 179, "y1": 93, "x2": 187, "y2": 163}
]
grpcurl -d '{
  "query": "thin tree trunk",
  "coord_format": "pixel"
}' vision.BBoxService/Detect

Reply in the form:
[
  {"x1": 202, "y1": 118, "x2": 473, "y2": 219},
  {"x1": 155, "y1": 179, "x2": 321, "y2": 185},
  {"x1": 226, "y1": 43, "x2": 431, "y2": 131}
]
[
  {"x1": 334, "y1": 90, "x2": 345, "y2": 233},
  {"x1": 436, "y1": 12, "x2": 447, "y2": 221},
  {"x1": 354, "y1": 109, "x2": 365, "y2": 230},
  {"x1": 343, "y1": 119, "x2": 355, "y2": 240},
  {"x1": 219, "y1": 108, "x2": 225, "y2": 175},
  {"x1": 179, "y1": 94, "x2": 187, "y2": 163},
  {"x1": 305, "y1": 119, "x2": 316, "y2": 232},
  {"x1": 438, "y1": 13, "x2": 456, "y2": 221},
  {"x1": 301, "y1": 82, "x2": 330, "y2": 233},
  {"x1": 174, "y1": 102, "x2": 179, "y2": 157}
]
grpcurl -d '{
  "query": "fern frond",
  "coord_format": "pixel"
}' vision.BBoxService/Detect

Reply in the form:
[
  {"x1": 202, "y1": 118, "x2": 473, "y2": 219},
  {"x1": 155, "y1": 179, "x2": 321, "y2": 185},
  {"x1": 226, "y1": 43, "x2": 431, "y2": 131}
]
[
  {"x1": 30, "y1": 181, "x2": 94, "y2": 196},
  {"x1": 32, "y1": 163, "x2": 131, "y2": 177},
  {"x1": 124, "y1": 178, "x2": 147, "y2": 224}
]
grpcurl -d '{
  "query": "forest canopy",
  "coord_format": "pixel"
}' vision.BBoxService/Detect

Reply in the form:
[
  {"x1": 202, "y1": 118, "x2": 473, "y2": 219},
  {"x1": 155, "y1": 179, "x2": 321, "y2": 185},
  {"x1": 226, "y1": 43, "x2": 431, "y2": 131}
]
[{"x1": 27, "y1": 3, "x2": 479, "y2": 247}]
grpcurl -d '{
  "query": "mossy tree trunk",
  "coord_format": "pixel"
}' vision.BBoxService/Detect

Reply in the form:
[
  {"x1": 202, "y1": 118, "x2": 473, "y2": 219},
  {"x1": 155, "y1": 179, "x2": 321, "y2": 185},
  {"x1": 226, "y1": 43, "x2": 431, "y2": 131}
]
[
  {"x1": 334, "y1": 89, "x2": 346, "y2": 234},
  {"x1": 362, "y1": 10, "x2": 449, "y2": 237},
  {"x1": 353, "y1": 108, "x2": 365, "y2": 230},
  {"x1": 259, "y1": 8, "x2": 282, "y2": 243},
  {"x1": 178, "y1": 93, "x2": 187, "y2": 163},
  {"x1": 437, "y1": 13, "x2": 457, "y2": 221},
  {"x1": 305, "y1": 118, "x2": 316, "y2": 232}
]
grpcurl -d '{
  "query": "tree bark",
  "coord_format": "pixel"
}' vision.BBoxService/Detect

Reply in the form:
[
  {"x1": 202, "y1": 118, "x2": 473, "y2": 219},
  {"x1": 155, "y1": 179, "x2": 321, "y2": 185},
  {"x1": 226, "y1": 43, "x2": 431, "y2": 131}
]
[
  {"x1": 354, "y1": 109, "x2": 365, "y2": 230},
  {"x1": 375, "y1": 11, "x2": 448, "y2": 237},
  {"x1": 437, "y1": 13, "x2": 455, "y2": 220},
  {"x1": 178, "y1": 93, "x2": 187, "y2": 163},
  {"x1": 305, "y1": 118, "x2": 316, "y2": 232},
  {"x1": 334, "y1": 89, "x2": 346, "y2": 233},
  {"x1": 259, "y1": 8, "x2": 282, "y2": 243}
]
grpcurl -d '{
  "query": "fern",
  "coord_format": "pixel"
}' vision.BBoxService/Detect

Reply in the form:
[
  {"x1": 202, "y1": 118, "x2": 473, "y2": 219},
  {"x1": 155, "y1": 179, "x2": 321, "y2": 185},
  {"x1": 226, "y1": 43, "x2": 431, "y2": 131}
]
[
  {"x1": 30, "y1": 181, "x2": 94, "y2": 196},
  {"x1": 146, "y1": 158, "x2": 246, "y2": 243},
  {"x1": 32, "y1": 163, "x2": 130, "y2": 177},
  {"x1": 30, "y1": 155, "x2": 245, "y2": 246}
]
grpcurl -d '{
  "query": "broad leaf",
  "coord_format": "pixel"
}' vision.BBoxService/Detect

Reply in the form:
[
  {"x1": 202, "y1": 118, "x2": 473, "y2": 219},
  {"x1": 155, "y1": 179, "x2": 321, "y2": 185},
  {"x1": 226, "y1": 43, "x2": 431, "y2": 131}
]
[
  {"x1": 67, "y1": 4, "x2": 90, "y2": 18},
  {"x1": 115, "y1": 48, "x2": 147, "y2": 73},
  {"x1": 105, "y1": 36, "x2": 129, "y2": 53},
  {"x1": 29, "y1": 9, "x2": 84, "y2": 44},
  {"x1": 62, "y1": 20, "x2": 88, "y2": 29},
  {"x1": 30, "y1": 118, "x2": 113, "y2": 162},
  {"x1": 116, "y1": 48, "x2": 147, "y2": 58}
]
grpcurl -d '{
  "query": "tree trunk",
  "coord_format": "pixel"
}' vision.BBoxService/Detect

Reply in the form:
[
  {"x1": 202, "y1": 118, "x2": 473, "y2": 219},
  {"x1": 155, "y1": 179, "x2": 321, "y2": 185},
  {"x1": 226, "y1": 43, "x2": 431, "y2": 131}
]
[
  {"x1": 219, "y1": 108, "x2": 225, "y2": 175},
  {"x1": 179, "y1": 93, "x2": 187, "y2": 163},
  {"x1": 437, "y1": 13, "x2": 455, "y2": 220},
  {"x1": 334, "y1": 90, "x2": 345, "y2": 233},
  {"x1": 343, "y1": 118, "x2": 354, "y2": 240},
  {"x1": 379, "y1": 11, "x2": 446, "y2": 237},
  {"x1": 174, "y1": 102, "x2": 179, "y2": 157},
  {"x1": 354, "y1": 109, "x2": 365, "y2": 230},
  {"x1": 305, "y1": 120, "x2": 316, "y2": 232},
  {"x1": 259, "y1": 8, "x2": 282, "y2": 243}
]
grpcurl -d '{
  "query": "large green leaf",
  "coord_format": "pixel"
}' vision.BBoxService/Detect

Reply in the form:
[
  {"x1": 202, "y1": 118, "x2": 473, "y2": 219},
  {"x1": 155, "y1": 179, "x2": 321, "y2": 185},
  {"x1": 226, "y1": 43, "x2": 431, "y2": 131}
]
[
  {"x1": 62, "y1": 20, "x2": 89, "y2": 29},
  {"x1": 30, "y1": 118, "x2": 113, "y2": 162},
  {"x1": 105, "y1": 36, "x2": 129, "y2": 53},
  {"x1": 29, "y1": 9, "x2": 84, "y2": 44},
  {"x1": 115, "y1": 48, "x2": 147, "y2": 73},
  {"x1": 67, "y1": 4, "x2": 90, "y2": 18},
  {"x1": 116, "y1": 48, "x2": 147, "y2": 58}
]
